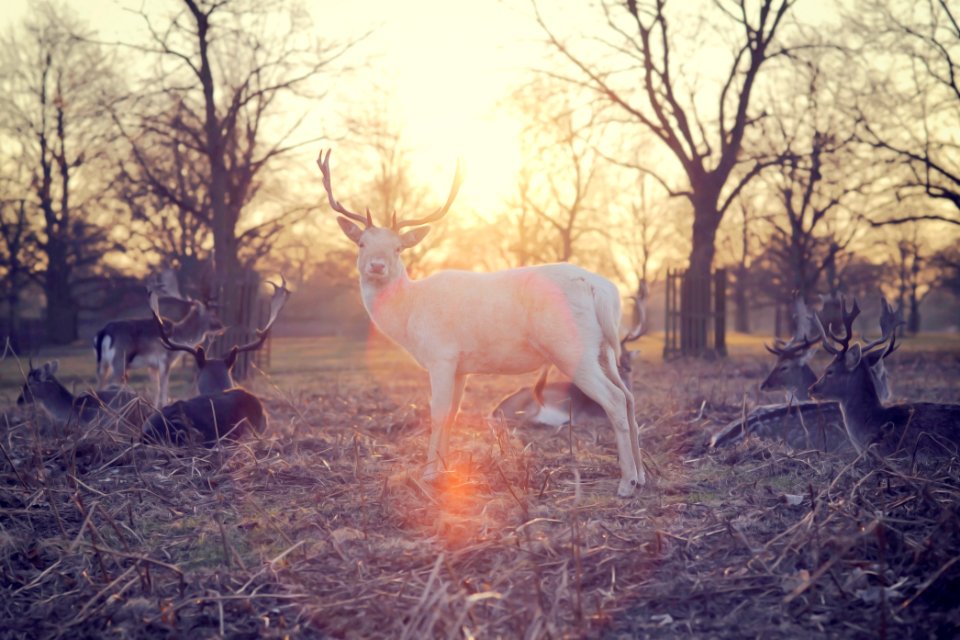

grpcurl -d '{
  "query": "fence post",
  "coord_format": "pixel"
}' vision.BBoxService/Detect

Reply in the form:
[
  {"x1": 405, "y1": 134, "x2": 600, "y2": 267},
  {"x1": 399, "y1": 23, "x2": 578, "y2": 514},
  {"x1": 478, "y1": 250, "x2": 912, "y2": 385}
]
[{"x1": 714, "y1": 268, "x2": 727, "y2": 357}]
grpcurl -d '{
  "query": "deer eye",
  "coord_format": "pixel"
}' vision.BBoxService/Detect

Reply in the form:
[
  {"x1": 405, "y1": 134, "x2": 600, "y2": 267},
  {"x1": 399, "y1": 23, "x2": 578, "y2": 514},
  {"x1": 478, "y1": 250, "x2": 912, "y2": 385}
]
[
  {"x1": 394, "y1": 247, "x2": 401, "y2": 254},
  {"x1": 358, "y1": 241, "x2": 365, "y2": 248}
]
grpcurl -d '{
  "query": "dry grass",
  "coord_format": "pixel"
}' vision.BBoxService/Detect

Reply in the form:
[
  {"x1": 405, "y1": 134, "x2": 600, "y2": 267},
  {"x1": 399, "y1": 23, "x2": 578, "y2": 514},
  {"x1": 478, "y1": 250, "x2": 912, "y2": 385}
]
[{"x1": 0, "y1": 335, "x2": 958, "y2": 638}]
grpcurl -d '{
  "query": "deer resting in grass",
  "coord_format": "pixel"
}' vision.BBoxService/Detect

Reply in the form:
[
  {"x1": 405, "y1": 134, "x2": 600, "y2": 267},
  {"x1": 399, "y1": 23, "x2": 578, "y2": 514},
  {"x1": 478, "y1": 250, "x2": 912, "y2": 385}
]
[
  {"x1": 318, "y1": 149, "x2": 644, "y2": 496},
  {"x1": 17, "y1": 360, "x2": 150, "y2": 430},
  {"x1": 810, "y1": 298, "x2": 960, "y2": 461},
  {"x1": 491, "y1": 283, "x2": 647, "y2": 428},
  {"x1": 95, "y1": 276, "x2": 223, "y2": 407},
  {"x1": 140, "y1": 279, "x2": 290, "y2": 447},
  {"x1": 711, "y1": 297, "x2": 902, "y2": 453},
  {"x1": 760, "y1": 293, "x2": 821, "y2": 402}
]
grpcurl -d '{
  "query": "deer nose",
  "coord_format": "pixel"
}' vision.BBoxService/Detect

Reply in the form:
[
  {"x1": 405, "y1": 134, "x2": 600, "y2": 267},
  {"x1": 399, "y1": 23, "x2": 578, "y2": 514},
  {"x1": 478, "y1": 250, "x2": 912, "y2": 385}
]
[{"x1": 368, "y1": 261, "x2": 386, "y2": 275}]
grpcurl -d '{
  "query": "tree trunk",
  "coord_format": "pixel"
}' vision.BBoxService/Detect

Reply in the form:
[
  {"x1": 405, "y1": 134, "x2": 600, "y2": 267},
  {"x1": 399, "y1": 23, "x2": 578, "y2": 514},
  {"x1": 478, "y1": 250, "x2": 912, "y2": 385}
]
[
  {"x1": 44, "y1": 264, "x2": 78, "y2": 344},
  {"x1": 683, "y1": 198, "x2": 721, "y2": 354},
  {"x1": 733, "y1": 267, "x2": 750, "y2": 333},
  {"x1": 908, "y1": 288, "x2": 921, "y2": 334}
]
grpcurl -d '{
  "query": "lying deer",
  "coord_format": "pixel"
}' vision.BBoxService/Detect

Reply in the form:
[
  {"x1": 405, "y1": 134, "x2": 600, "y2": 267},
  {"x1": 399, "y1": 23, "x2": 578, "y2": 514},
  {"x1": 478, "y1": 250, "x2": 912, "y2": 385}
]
[
  {"x1": 140, "y1": 278, "x2": 290, "y2": 447},
  {"x1": 760, "y1": 293, "x2": 821, "y2": 402},
  {"x1": 17, "y1": 360, "x2": 151, "y2": 430},
  {"x1": 318, "y1": 149, "x2": 644, "y2": 496},
  {"x1": 712, "y1": 297, "x2": 901, "y2": 453},
  {"x1": 491, "y1": 283, "x2": 647, "y2": 427},
  {"x1": 810, "y1": 298, "x2": 960, "y2": 461},
  {"x1": 95, "y1": 274, "x2": 223, "y2": 407}
]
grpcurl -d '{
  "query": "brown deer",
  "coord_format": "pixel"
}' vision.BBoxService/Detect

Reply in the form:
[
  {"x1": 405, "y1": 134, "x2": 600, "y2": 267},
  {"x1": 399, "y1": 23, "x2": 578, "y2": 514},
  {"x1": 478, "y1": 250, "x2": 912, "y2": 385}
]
[
  {"x1": 95, "y1": 272, "x2": 223, "y2": 407},
  {"x1": 318, "y1": 149, "x2": 644, "y2": 496},
  {"x1": 17, "y1": 360, "x2": 151, "y2": 430},
  {"x1": 809, "y1": 298, "x2": 960, "y2": 461},
  {"x1": 711, "y1": 297, "x2": 903, "y2": 453},
  {"x1": 141, "y1": 278, "x2": 290, "y2": 447},
  {"x1": 491, "y1": 282, "x2": 647, "y2": 428},
  {"x1": 760, "y1": 293, "x2": 821, "y2": 402}
]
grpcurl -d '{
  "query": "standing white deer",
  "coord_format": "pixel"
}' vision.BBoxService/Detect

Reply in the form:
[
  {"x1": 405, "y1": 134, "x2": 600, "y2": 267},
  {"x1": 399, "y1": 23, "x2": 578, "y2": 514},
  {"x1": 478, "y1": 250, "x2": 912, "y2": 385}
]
[{"x1": 317, "y1": 149, "x2": 644, "y2": 496}]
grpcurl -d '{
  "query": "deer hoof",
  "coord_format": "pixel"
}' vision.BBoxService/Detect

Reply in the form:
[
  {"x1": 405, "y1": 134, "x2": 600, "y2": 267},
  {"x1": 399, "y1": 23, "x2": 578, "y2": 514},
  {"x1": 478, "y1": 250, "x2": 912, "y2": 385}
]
[{"x1": 617, "y1": 478, "x2": 636, "y2": 498}]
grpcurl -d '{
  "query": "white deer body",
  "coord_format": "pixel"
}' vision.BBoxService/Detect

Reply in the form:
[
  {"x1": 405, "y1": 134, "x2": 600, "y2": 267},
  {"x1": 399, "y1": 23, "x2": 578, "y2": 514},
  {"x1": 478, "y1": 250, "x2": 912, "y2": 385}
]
[
  {"x1": 319, "y1": 150, "x2": 643, "y2": 496},
  {"x1": 360, "y1": 264, "x2": 616, "y2": 375}
]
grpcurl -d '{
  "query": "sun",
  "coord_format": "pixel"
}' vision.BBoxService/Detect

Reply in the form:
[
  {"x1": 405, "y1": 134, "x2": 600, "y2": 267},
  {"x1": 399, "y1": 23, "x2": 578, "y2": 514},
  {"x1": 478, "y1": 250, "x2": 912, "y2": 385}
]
[{"x1": 339, "y1": 0, "x2": 531, "y2": 219}]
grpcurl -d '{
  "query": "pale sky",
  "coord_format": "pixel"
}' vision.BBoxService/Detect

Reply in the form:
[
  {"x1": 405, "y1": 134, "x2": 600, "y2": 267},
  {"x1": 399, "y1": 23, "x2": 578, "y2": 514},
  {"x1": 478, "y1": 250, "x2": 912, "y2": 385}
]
[{"x1": 2, "y1": 0, "x2": 564, "y2": 214}]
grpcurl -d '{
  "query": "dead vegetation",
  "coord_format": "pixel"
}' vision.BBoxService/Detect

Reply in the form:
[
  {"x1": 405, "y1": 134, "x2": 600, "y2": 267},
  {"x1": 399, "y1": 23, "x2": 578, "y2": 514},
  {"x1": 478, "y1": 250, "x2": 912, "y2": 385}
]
[{"x1": 0, "y1": 341, "x2": 958, "y2": 639}]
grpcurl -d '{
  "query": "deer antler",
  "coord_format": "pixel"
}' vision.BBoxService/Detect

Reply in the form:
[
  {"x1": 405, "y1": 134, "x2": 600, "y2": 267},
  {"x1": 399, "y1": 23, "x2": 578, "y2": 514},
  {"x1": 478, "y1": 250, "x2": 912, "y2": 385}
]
[
  {"x1": 392, "y1": 159, "x2": 464, "y2": 230},
  {"x1": 148, "y1": 291, "x2": 206, "y2": 365},
  {"x1": 764, "y1": 335, "x2": 820, "y2": 358},
  {"x1": 227, "y1": 275, "x2": 292, "y2": 357},
  {"x1": 317, "y1": 149, "x2": 372, "y2": 227},
  {"x1": 862, "y1": 297, "x2": 905, "y2": 359},
  {"x1": 815, "y1": 297, "x2": 861, "y2": 356}
]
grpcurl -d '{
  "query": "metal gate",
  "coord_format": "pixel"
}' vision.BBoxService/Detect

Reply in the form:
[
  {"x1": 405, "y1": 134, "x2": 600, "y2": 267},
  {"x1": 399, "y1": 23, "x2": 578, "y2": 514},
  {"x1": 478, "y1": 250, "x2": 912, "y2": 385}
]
[{"x1": 663, "y1": 268, "x2": 727, "y2": 359}]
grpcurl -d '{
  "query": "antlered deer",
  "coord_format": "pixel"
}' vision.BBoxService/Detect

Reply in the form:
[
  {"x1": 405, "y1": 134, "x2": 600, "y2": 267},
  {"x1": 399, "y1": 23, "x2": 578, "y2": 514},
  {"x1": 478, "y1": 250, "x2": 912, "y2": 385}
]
[
  {"x1": 140, "y1": 278, "x2": 290, "y2": 447},
  {"x1": 810, "y1": 298, "x2": 960, "y2": 461},
  {"x1": 712, "y1": 297, "x2": 902, "y2": 453},
  {"x1": 491, "y1": 282, "x2": 647, "y2": 428},
  {"x1": 318, "y1": 149, "x2": 644, "y2": 496},
  {"x1": 95, "y1": 274, "x2": 223, "y2": 407},
  {"x1": 760, "y1": 293, "x2": 821, "y2": 402}
]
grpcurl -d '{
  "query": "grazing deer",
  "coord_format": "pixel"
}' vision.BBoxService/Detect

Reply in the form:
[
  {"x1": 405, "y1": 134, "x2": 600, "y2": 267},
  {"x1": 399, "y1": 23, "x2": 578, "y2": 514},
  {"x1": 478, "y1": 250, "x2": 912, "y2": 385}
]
[
  {"x1": 491, "y1": 283, "x2": 648, "y2": 428},
  {"x1": 810, "y1": 298, "x2": 960, "y2": 461},
  {"x1": 17, "y1": 360, "x2": 151, "y2": 429},
  {"x1": 318, "y1": 149, "x2": 644, "y2": 496},
  {"x1": 95, "y1": 275, "x2": 223, "y2": 407},
  {"x1": 141, "y1": 278, "x2": 290, "y2": 447},
  {"x1": 712, "y1": 297, "x2": 903, "y2": 453}
]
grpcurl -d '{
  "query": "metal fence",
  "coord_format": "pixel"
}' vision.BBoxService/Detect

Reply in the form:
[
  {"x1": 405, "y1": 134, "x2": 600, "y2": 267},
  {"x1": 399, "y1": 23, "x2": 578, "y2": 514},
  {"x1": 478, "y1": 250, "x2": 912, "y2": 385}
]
[
  {"x1": 209, "y1": 270, "x2": 271, "y2": 381},
  {"x1": 663, "y1": 268, "x2": 727, "y2": 359}
]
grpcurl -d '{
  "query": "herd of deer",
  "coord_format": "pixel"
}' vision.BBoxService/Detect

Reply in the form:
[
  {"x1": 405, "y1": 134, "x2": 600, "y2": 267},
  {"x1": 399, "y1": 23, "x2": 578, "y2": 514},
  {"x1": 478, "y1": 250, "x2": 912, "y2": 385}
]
[
  {"x1": 11, "y1": 148, "x2": 960, "y2": 496},
  {"x1": 16, "y1": 273, "x2": 290, "y2": 448}
]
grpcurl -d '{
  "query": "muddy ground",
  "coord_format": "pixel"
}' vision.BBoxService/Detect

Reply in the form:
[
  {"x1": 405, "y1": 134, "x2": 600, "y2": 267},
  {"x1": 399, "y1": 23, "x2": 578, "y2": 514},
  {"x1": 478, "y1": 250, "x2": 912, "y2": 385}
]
[{"x1": 0, "y1": 338, "x2": 958, "y2": 639}]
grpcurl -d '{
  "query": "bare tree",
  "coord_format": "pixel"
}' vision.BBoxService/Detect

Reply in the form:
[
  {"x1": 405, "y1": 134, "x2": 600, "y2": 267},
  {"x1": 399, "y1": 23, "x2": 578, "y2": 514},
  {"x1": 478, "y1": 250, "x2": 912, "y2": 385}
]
[
  {"x1": 0, "y1": 198, "x2": 37, "y2": 350},
  {"x1": 115, "y1": 0, "x2": 354, "y2": 289},
  {"x1": 535, "y1": 0, "x2": 798, "y2": 349},
  {"x1": 855, "y1": 0, "x2": 960, "y2": 227},
  {"x1": 0, "y1": 4, "x2": 122, "y2": 343}
]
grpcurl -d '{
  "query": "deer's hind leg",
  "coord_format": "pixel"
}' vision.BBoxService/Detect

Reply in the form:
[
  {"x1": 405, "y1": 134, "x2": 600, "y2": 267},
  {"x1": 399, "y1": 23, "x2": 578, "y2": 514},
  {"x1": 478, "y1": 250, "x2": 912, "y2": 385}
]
[
  {"x1": 552, "y1": 344, "x2": 640, "y2": 497},
  {"x1": 602, "y1": 346, "x2": 645, "y2": 487}
]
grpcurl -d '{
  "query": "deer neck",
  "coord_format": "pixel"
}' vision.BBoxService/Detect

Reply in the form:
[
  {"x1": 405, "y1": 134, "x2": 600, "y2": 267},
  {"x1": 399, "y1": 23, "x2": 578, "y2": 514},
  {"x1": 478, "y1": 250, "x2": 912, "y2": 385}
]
[
  {"x1": 359, "y1": 269, "x2": 413, "y2": 343},
  {"x1": 835, "y1": 366, "x2": 886, "y2": 447},
  {"x1": 796, "y1": 365, "x2": 817, "y2": 400}
]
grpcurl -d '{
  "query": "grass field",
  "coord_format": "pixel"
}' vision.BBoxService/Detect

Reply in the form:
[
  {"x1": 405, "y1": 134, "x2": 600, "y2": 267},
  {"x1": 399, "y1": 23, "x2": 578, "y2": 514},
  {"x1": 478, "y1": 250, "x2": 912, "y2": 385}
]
[{"x1": 1, "y1": 332, "x2": 959, "y2": 638}]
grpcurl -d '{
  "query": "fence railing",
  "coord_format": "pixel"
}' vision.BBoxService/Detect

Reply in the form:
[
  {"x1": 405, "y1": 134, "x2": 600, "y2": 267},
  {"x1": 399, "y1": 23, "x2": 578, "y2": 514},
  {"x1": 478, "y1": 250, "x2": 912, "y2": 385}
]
[
  {"x1": 210, "y1": 270, "x2": 270, "y2": 381},
  {"x1": 663, "y1": 268, "x2": 727, "y2": 359}
]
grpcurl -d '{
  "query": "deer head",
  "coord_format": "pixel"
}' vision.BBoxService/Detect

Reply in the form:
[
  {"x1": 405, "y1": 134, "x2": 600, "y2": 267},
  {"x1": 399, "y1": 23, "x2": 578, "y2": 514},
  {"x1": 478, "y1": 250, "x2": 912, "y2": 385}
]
[
  {"x1": 760, "y1": 292, "x2": 821, "y2": 398},
  {"x1": 809, "y1": 297, "x2": 901, "y2": 403},
  {"x1": 317, "y1": 149, "x2": 463, "y2": 286},
  {"x1": 149, "y1": 276, "x2": 290, "y2": 393},
  {"x1": 16, "y1": 360, "x2": 61, "y2": 407}
]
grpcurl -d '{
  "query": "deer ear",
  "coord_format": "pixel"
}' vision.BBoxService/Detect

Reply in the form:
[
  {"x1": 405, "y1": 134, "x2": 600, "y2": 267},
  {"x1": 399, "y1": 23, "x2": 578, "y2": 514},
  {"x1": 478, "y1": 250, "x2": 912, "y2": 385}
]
[
  {"x1": 400, "y1": 226, "x2": 430, "y2": 249},
  {"x1": 337, "y1": 217, "x2": 364, "y2": 244},
  {"x1": 844, "y1": 344, "x2": 862, "y2": 371},
  {"x1": 44, "y1": 360, "x2": 60, "y2": 376}
]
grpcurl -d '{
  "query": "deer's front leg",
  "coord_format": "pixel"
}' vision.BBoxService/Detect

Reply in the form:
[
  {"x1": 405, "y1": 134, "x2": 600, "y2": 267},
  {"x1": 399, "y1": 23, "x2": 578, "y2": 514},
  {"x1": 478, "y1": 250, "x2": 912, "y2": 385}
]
[
  {"x1": 439, "y1": 374, "x2": 466, "y2": 461},
  {"x1": 423, "y1": 364, "x2": 458, "y2": 482}
]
